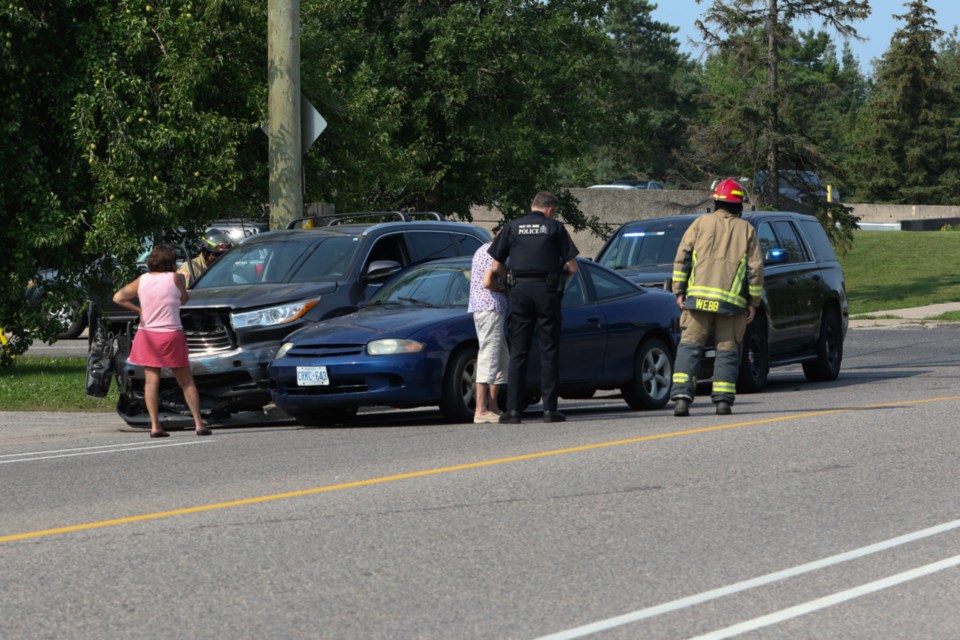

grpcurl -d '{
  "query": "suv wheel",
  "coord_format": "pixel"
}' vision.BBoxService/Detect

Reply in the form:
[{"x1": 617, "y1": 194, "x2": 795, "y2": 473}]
[
  {"x1": 802, "y1": 308, "x2": 843, "y2": 382},
  {"x1": 57, "y1": 312, "x2": 88, "y2": 340},
  {"x1": 621, "y1": 337, "x2": 673, "y2": 410},
  {"x1": 440, "y1": 347, "x2": 478, "y2": 423},
  {"x1": 738, "y1": 314, "x2": 769, "y2": 393}
]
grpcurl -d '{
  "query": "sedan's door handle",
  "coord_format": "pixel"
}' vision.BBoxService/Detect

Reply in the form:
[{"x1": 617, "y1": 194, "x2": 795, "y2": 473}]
[{"x1": 586, "y1": 315, "x2": 602, "y2": 324}]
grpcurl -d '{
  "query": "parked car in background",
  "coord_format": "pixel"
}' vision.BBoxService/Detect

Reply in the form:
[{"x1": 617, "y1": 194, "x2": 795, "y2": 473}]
[
  {"x1": 753, "y1": 170, "x2": 840, "y2": 213},
  {"x1": 596, "y1": 211, "x2": 848, "y2": 392},
  {"x1": 612, "y1": 179, "x2": 665, "y2": 190},
  {"x1": 268, "y1": 256, "x2": 680, "y2": 425},
  {"x1": 588, "y1": 180, "x2": 664, "y2": 190},
  {"x1": 105, "y1": 212, "x2": 491, "y2": 426}
]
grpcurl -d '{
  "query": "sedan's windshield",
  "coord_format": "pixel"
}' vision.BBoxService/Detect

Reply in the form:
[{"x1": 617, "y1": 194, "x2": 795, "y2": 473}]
[
  {"x1": 371, "y1": 265, "x2": 471, "y2": 308},
  {"x1": 598, "y1": 224, "x2": 688, "y2": 269},
  {"x1": 194, "y1": 235, "x2": 361, "y2": 288}
]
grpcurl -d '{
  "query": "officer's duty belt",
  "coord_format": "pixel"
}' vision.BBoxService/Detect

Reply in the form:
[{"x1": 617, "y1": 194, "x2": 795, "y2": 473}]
[{"x1": 514, "y1": 274, "x2": 549, "y2": 282}]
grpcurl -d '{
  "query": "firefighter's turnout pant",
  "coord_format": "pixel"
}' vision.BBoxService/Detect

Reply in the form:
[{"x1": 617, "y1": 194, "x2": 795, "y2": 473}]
[{"x1": 671, "y1": 309, "x2": 746, "y2": 405}]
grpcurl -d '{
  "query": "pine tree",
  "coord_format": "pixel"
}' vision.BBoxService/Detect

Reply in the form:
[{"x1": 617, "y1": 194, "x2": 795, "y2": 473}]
[
  {"x1": 693, "y1": 0, "x2": 869, "y2": 207},
  {"x1": 855, "y1": 1, "x2": 960, "y2": 204}
]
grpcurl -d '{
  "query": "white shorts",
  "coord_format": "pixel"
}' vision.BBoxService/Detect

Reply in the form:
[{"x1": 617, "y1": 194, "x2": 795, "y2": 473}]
[{"x1": 473, "y1": 310, "x2": 508, "y2": 385}]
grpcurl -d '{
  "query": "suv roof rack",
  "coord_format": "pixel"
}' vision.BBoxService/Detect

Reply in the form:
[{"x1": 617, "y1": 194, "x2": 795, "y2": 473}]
[{"x1": 286, "y1": 211, "x2": 446, "y2": 229}]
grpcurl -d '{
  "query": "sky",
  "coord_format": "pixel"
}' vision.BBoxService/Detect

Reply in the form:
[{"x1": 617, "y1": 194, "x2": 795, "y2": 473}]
[{"x1": 650, "y1": 0, "x2": 960, "y2": 73}]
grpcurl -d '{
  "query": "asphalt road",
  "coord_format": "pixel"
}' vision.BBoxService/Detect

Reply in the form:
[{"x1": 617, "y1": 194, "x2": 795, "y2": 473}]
[{"x1": 4, "y1": 326, "x2": 960, "y2": 639}]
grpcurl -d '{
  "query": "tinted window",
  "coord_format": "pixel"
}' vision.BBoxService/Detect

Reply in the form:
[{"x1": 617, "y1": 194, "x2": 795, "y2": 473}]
[
  {"x1": 756, "y1": 221, "x2": 779, "y2": 256},
  {"x1": 405, "y1": 232, "x2": 461, "y2": 263},
  {"x1": 374, "y1": 265, "x2": 470, "y2": 307},
  {"x1": 797, "y1": 219, "x2": 838, "y2": 262},
  {"x1": 599, "y1": 222, "x2": 689, "y2": 269},
  {"x1": 195, "y1": 236, "x2": 361, "y2": 288},
  {"x1": 771, "y1": 221, "x2": 809, "y2": 263},
  {"x1": 586, "y1": 264, "x2": 638, "y2": 301},
  {"x1": 452, "y1": 233, "x2": 484, "y2": 256},
  {"x1": 562, "y1": 272, "x2": 587, "y2": 308},
  {"x1": 364, "y1": 235, "x2": 407, "y2": 269}
]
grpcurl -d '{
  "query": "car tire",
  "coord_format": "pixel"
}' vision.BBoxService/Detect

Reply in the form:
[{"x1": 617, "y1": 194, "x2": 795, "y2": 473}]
[
  {"x1": 57, "y1": 313, "x2": 88, "y2": 340},
  {"x1": 295, "y1": 407, "x2": 359, "y2": 427},
  {"x1": 621, "y1": 337, "x2": 673, "y2": 410},
  {"x1": 802, "y1": 308, "x2": 843, "y2": 382},
  {"x1": 737, "y1": 313, "x2": 769, "y2": 393},
  {"x1": 440, "y1": 347, "x2": 478, "y2": 423}
]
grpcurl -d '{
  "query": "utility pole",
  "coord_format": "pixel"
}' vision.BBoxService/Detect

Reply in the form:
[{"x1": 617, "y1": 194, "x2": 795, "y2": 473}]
[{"x1": 267, "y1": 0, "x2": 302, "y2": 230}]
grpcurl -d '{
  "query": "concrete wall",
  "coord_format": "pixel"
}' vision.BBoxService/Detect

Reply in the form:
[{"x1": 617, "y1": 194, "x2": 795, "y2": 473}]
[{"x1": 470, "y1": 190, "x2": 960, "y2": 259}]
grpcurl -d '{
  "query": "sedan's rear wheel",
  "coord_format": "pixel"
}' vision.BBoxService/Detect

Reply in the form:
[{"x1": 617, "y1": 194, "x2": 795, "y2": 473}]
[
  {"x1": 621, "y1": 337, "x2": 673, "y2": 410},
  {"x1": 440, "y1": 347, "x2": 478, "y2": 423},
  {"x1": 802, "y1": 308, "x2": 843, "y2": 382}
]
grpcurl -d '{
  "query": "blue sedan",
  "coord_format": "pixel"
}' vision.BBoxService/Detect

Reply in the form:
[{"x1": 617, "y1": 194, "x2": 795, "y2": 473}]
[{"x1": 268, "y1": 257, "x2": 680, "y2": 425}]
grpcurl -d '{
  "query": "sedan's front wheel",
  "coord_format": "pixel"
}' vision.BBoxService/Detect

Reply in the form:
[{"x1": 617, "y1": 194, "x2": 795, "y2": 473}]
[
  {"x1": 621, "y1": 337, "x2": 673, "y2": 410},
  {"x1": 440, "y1": 347, "x2": 478, "y2": 423}
]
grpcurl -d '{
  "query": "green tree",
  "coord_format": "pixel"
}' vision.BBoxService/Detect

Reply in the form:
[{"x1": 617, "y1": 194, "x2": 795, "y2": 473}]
[
  {"x1": 299, "y1": 0, "x2": 618, "y2": 232},
  {"x1": 694, "y1": 0, "x2": 869, "y2": 207},
  {"x1": 0, "y1": 1, "x2": 268, "y2": 363},
  {"x1": 577, "y1": 0, "x2": 700, "y2": 185},
  {"x1": 854, "y1": 0, "x2": 960, "y2": 204}
]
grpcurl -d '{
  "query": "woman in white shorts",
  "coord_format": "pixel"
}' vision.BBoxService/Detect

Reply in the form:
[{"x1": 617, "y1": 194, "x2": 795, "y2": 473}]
[{"x1": 468, "y1": 240, "x2": 508, "y2": 424}]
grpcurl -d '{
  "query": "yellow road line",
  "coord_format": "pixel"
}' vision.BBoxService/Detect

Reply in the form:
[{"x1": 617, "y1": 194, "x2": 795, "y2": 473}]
[{"x1": 4, "y1": 395, "x2": 959, "y2": 544}]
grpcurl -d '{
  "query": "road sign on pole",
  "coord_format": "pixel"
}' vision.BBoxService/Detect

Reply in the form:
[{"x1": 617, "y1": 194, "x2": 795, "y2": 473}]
[{"x1": 301, "y1": 95, "x2": 326, "y2": 152}]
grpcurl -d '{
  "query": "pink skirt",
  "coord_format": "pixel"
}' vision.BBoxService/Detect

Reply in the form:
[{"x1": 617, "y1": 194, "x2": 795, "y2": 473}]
[{"x1": 128, "y1": 329, "x2": 190, "y2": 369}]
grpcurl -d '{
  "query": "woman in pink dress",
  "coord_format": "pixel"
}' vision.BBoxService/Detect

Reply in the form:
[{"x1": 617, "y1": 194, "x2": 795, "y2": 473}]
[{"x1": 113, "y1": 245, "x2": 211, "y2": 438}]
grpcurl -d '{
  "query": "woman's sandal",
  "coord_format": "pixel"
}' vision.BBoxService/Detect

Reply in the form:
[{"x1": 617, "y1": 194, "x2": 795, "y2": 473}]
[
  {"x1": 149, "y1": 430, "x2": 170, "y2": 438},
  {"x1": 196, "y1": 426, "x2": 213, "y2": 436}
]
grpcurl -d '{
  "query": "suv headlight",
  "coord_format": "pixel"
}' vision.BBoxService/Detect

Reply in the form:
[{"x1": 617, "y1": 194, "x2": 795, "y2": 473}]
[
  {"x1": 232, "y1": 299, "x2": 319, "y2": 329},
  {"x1": 367, "y1": 339, "x2": 424, "y2": 355}
]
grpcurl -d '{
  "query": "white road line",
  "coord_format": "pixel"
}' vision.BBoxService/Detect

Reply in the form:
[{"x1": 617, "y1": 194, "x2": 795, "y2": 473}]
[
  {"x1": 0, "y1": 441, "x2": 179, "y2": 458},
  {"x1": 687, "y1": 554, "x2": 960, "y2": 640},
  {"x1": 535, "y1": 518, "x2": 960, "y2": 640},
  {"x1": 0, "y1": 440, "x2": 213, "y2": 464}
]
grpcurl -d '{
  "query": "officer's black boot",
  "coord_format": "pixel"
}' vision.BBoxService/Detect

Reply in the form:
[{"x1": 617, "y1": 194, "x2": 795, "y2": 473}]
[{"x1": 500, "y1": 410, "x2": 522, "y2": 424}]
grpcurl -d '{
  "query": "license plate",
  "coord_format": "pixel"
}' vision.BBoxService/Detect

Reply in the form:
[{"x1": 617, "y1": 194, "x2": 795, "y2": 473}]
[{"x1": 296, "y1": 366, "x2": 329, "y2": 386}]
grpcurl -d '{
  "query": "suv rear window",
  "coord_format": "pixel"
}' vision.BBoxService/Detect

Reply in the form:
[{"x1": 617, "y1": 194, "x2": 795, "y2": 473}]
[
  {"x1": 797, "y1": 219, "x2": 839, "y2": 263},
  {"x1": 599, "y1": 222, "x2": 689, "y2": 269}
]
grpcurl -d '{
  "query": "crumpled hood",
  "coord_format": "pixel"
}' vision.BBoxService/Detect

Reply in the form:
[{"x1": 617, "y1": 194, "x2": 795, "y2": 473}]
[{"x1": 184, "y1": 282, "x2": 339, "y2": 311}]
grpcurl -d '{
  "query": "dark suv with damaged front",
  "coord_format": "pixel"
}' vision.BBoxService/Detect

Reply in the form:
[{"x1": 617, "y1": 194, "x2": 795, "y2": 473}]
[{"x1": 108, "y1": 213, "x2": 490, "y2": 426}]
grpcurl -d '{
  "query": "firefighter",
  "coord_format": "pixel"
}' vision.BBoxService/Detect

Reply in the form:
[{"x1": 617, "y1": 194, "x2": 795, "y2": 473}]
[
  {"x1": 670, "y1": 178, "x2": 764, "y2": 416},
  {"x1": 178, "y1": 229, "x2": 235, "y2": 286}
]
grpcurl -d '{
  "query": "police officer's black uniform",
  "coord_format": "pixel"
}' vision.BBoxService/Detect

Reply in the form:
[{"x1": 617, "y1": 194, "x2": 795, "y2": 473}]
[{"x1": 488, "y1": 210, "x2": 579, "y2": 422}]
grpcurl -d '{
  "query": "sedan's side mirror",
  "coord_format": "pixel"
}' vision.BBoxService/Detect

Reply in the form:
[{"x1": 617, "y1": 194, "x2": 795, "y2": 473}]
[
  {"x1": 362, "y1": 259, "x2": 402, "y2": 282},
  {"x1": 764, "y1": 248, "x2": 788, "y2": 265}
]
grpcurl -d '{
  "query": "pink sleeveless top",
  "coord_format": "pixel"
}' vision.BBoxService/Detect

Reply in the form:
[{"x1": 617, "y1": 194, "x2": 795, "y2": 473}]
[{"x1": 138, "y1": 272, "x2": 183, "y2": 332}]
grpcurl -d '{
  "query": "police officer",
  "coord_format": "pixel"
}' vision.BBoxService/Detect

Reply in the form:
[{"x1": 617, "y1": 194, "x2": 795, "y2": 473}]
[
  {"x1": 670, "y1": 178, "x2": 764, "y2": 417},
  {"x1": 487, "y1": 191, "x2": 579, "y2": 423}
]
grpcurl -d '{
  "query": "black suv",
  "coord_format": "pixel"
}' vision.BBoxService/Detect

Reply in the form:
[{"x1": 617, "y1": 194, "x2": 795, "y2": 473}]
[
  {"x1": 105, "y1": 212, "x2": 491, "y2": 425},
  {"x1": 595, "y1": 211, "x2": 848, "y2": 392}
]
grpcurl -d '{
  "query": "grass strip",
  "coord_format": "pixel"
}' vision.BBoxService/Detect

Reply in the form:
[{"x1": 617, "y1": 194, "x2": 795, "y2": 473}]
[{"x1": 0, "y1": 356, "x2": 117, "y2": 412}]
